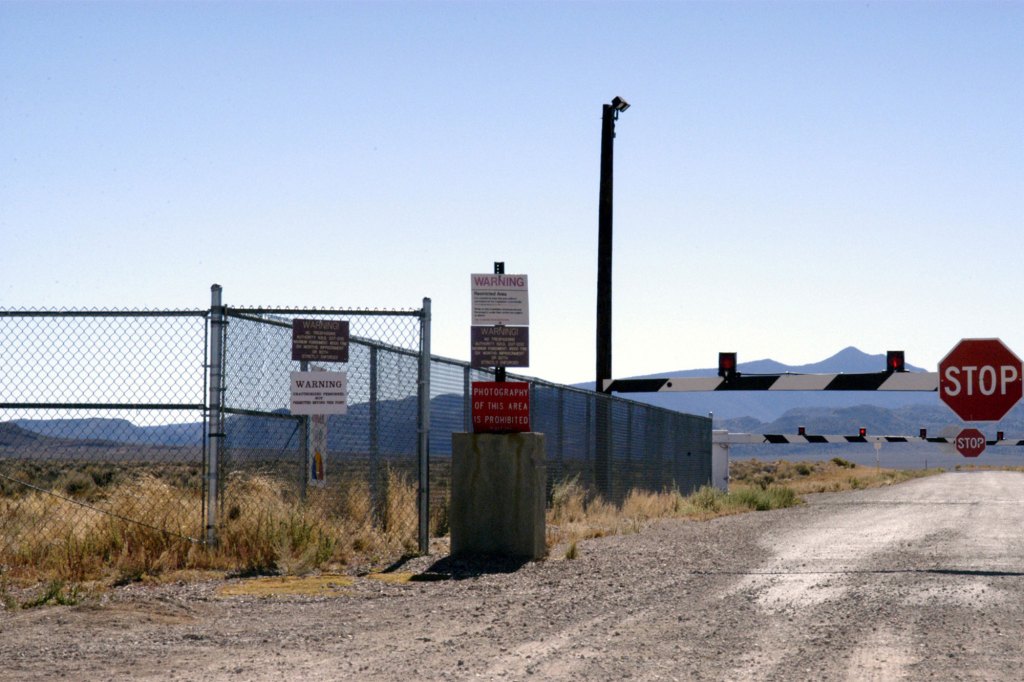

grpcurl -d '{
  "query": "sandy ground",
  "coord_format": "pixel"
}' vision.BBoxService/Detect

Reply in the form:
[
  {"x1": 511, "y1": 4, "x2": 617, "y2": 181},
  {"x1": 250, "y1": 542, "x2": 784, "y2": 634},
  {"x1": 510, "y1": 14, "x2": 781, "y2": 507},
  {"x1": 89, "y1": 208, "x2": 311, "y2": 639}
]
[{"x1": 3, "y1": 471, "x2": 1024, "y2": 681}]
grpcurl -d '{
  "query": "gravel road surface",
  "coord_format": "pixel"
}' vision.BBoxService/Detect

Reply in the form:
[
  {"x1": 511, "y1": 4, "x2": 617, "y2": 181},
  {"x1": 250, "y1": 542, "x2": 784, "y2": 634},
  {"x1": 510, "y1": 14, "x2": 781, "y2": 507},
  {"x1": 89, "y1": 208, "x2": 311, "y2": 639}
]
[{"x1": 3, "y1": 470, "x2": 1023, "y2": 681}]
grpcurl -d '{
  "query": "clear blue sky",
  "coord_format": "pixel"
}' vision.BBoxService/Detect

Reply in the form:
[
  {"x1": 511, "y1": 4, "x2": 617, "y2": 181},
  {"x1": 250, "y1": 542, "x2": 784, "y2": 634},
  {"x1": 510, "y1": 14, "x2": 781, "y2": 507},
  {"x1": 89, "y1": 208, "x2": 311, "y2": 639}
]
[{"x1": 2, "y1": 1, "x2": 1021, "y2": 385}]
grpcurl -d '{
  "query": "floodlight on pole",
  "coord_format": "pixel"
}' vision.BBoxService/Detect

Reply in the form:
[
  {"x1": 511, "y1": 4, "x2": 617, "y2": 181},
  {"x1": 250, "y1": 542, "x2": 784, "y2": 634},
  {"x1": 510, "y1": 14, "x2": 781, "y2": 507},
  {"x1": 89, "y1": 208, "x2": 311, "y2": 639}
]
[{"x1": 596, "y1": 96, "x2": 629, "y2": 393}]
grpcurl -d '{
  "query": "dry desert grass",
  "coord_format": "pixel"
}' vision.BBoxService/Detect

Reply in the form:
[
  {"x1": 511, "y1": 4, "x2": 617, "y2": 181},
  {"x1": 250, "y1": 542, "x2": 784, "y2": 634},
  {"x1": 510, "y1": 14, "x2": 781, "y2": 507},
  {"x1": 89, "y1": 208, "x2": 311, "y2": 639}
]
[{"x1": 1, "y1": 458, "x2": 943, "y2": 605}]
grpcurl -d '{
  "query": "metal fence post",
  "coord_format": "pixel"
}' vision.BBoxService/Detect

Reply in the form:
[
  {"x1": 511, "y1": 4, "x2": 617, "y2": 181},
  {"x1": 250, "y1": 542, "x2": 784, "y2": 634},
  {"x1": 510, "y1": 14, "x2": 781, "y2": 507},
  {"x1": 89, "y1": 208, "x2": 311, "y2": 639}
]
[
  {"x1": 556, "y1": 386, "x2": 565, "y2": 487},
  {"x1": 585, "y1": 398, "x2": 593, "y2": 464},
  {"x1": 369, "y1": 345, "x2": 382, "y2": 522},
  {"x1": 595, "y1": 395, "x2": 612, "y2": 499},
  {"x1": 299, "y1": 359, "x2": 309, "y2": 500},
  {"x1": 417, "y1": 298, "x2": 432, "y2": 554},
  {"x1": 463, "y1": 365, "x2": 471, "y2": 433},
  {"x1": 205, "y1": 284, "x2": 226, "y2": 546},
  {"x1": 626, "y1": 401, "x2": 634, "y2": 493}
]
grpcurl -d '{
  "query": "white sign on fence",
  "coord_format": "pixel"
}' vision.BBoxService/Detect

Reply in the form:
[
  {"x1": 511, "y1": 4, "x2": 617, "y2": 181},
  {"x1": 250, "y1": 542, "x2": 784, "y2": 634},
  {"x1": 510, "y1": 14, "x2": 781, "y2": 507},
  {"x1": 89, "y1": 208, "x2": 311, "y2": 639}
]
[{"x1": 290, "y1": 371, "x2": 348, "y2": 415}]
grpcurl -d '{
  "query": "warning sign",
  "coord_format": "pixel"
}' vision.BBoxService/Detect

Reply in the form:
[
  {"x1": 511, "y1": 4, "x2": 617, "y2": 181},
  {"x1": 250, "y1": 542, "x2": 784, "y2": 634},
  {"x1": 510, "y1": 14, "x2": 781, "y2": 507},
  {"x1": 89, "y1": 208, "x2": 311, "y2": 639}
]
[
  {"x1": 471, "y1": 381, "x2": 531, "y2": 433},
  {"x1": 471, "y1": 274, "x2": 529, "y2": 326},
  {"x1": 290, "y1": 371, "x2": 348, "y2": 415},
  {"x1": 292, "y1": 319, "x2": 350, "y2": 363},
  {"x1": 471, "y1": 326, "x2": 529, "y2": 368}
]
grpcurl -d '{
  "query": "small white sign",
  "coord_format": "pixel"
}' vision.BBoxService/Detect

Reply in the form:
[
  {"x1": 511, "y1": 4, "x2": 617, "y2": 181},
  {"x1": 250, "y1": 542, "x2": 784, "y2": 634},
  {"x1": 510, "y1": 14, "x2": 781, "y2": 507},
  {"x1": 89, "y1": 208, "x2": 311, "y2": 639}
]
[
  {"x1": 471, "y1": 273, "x2": 529, "y2": 326},
  {"x1": 290, "y1": 371, "x2": 348, "y2": 415}
]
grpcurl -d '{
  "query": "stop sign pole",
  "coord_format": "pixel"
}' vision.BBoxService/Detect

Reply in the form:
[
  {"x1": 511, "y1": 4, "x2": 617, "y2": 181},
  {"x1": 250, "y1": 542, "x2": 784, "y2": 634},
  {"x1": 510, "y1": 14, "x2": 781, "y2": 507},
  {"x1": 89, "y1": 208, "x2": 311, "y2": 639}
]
[{"x1": 939, "y1": 338, "x2": 1024, "y2": 422}]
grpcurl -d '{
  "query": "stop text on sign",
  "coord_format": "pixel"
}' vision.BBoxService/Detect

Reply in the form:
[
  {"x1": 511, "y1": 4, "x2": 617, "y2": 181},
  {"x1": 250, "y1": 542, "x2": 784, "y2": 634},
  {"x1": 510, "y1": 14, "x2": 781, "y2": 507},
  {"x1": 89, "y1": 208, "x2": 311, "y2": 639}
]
[
  {"x1": 955, "y1": 428, "x2": 986, "y2": 458},
  {"x1": 941, "y1": 365, "x2": 1020, "y2": 397},
  {"x1": 938, "y1": 338, "x2": 1024, "y2": 422}
]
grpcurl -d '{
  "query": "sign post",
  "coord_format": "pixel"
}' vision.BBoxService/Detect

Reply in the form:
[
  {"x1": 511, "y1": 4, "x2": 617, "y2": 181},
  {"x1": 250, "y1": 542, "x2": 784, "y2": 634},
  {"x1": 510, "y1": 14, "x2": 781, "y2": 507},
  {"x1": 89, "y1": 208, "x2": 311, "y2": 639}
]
[
  {"x1": 455, "y1": 268, "x2": 543, "y2": 559},
  {"x1": 310, "y1": 413, "x2": 328, "y2": 484},
  {"x1": 938, "y1": 338, "x2": 1023, "y2": 422},
  {"x1": 470, "y1": 264, "x2": 531, "y2": 428},
  {"x1": 291, "y1": 320, "x2": 350, "y2": 494}
]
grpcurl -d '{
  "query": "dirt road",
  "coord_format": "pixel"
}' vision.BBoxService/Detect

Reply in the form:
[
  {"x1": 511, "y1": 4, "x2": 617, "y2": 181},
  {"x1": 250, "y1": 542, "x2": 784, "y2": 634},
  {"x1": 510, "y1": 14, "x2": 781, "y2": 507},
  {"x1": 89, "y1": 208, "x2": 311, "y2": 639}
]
[{"x1": 3, "y1": 471, "x2": 1024, "y2": 681}]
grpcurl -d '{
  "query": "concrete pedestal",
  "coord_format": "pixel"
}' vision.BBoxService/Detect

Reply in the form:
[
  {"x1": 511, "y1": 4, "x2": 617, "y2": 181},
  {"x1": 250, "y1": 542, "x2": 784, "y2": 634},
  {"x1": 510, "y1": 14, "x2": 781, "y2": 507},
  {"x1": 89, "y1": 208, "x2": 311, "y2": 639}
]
[{"x1": 450, "y1": 432, "x2": 546, "y2": 560}]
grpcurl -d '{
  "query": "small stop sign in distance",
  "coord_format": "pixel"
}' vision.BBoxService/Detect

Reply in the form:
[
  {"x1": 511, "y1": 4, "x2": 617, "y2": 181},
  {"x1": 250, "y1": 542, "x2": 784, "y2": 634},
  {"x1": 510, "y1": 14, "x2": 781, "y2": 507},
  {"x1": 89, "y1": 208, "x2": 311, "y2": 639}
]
[{"x1": 955, "y1": 427, "x2": 986, "y2": 458}]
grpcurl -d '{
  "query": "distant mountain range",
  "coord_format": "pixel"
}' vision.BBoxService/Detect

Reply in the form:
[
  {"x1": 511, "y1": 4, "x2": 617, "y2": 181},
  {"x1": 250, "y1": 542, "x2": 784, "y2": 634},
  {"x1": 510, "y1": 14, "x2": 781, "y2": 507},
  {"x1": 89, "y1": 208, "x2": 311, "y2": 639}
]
[
  {"x1": 8, "y1": 394, "x2": 467, "y2": 456},
  {"x1": 584, "y1": 347, "x2": 1024, "y2": 436},
  {"x1": 8, "y1": 348, "x2": 1024, "y2": 460},
  {"x1": 6, "y1": 390, "x2": 594, "y2": 459}
]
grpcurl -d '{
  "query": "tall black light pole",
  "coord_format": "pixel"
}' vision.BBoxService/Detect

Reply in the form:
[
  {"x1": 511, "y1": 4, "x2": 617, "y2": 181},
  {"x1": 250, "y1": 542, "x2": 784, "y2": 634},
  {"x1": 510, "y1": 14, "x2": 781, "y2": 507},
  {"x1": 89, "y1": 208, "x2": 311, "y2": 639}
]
[{"x1": 596, "y1": 96, "x2": 629, "y2": 393}]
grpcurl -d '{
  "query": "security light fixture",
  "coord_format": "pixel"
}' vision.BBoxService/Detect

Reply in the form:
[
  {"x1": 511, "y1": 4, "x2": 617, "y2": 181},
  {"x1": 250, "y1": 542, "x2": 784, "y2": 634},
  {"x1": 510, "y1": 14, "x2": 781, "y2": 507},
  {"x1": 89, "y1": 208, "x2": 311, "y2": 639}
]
[{"x1": 611, "y1": 96, "x2": 630, "y2": 112}]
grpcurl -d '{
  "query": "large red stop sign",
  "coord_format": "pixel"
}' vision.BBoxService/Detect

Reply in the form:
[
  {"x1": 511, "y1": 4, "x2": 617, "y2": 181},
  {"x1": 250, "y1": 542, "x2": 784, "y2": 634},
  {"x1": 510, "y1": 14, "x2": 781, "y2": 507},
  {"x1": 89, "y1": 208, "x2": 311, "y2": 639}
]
[
  {"x1": 954, "y1": 427, "x2": 986, "y2": 457},
  {"x1": 939, "y1": 338, "x2": 1023, "y2": 422}
]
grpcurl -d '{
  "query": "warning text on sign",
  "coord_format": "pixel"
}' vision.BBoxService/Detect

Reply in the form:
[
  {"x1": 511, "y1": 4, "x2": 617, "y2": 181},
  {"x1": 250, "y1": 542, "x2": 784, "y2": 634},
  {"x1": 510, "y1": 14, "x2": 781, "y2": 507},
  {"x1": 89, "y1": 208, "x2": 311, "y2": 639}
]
[
  {"x1": 471, "y1": 326, "x2": 529, "y2": 368},
  {"x1": 292, "y1": 319, "x2": 350, "y2": 363},
  {"x1": 290, "y1": 371, "x2": 348, "y2": 415},
  {"x1": 471, "y1": 381, "x2": 531, "y2": 433},
  {"x1": 470, "y1": 274, "x2": 529, "y2": 326}
]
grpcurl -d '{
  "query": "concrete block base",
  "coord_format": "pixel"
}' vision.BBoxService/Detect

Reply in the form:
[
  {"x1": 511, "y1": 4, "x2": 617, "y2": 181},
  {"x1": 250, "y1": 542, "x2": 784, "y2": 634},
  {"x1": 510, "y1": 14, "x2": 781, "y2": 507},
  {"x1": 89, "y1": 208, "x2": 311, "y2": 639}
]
[{"x1": 450, "y1": 432, "x2": 546, "y2": 560}]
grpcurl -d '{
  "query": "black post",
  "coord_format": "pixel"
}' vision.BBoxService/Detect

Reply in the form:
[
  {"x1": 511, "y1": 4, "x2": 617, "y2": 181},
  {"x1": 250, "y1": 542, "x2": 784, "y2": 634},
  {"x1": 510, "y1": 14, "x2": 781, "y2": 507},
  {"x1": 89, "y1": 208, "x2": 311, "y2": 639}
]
[
  {"x1": 596, "y1": 104, "x2": 616, "y2": 394},
  {"x1": 595, "y1": 98, "x2": 627, "y2": 499},
  {"x1": 494, "y1": 261, "x2": 506, "y2": 383}
]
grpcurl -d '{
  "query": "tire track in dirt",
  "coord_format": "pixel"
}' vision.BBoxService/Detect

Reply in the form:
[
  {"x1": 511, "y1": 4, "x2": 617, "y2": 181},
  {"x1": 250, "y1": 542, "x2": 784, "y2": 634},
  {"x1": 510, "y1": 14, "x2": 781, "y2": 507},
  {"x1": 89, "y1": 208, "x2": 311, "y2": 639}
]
[
  {"x1": 723, "y1": 472, "x2": 1024, "y2": 681},
  {"x1": 4, "y1": 473, "x2": 1024, "y2": 681}
]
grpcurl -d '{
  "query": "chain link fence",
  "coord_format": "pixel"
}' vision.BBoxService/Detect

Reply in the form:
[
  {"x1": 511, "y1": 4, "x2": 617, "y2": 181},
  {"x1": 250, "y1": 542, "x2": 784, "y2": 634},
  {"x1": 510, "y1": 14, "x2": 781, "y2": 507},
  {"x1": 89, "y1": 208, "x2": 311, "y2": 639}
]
[
  {"x1": 0, "y1": 310, "x2": 209, "y2": 573},
  {"x1": 0, "y1": 295, "x2": 432, "y2": 570},
  {"x1": 429, "y1": 358, "x2": 712, "y2": 508},
  {"x1": 2, "y1": 291, "x2": 711, "y2": 574},
  {"x1": 214, "y1": 303, "x2": 429, "y2": 556}
]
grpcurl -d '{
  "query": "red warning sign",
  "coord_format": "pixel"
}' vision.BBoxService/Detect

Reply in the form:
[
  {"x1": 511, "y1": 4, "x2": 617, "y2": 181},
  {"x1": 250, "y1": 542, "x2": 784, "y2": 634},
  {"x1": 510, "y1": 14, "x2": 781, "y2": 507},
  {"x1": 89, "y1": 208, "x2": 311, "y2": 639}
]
[{"x1": 471, "y1": 382, "x2": 531, "y2": 433}]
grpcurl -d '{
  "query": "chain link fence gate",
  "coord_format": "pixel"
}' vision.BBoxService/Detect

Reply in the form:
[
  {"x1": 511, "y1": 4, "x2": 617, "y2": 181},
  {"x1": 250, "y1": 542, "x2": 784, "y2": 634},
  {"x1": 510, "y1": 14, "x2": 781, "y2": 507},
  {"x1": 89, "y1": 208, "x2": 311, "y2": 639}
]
[{"x1": 209, "y1": 288, "x2": 432, "y2": 556}]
